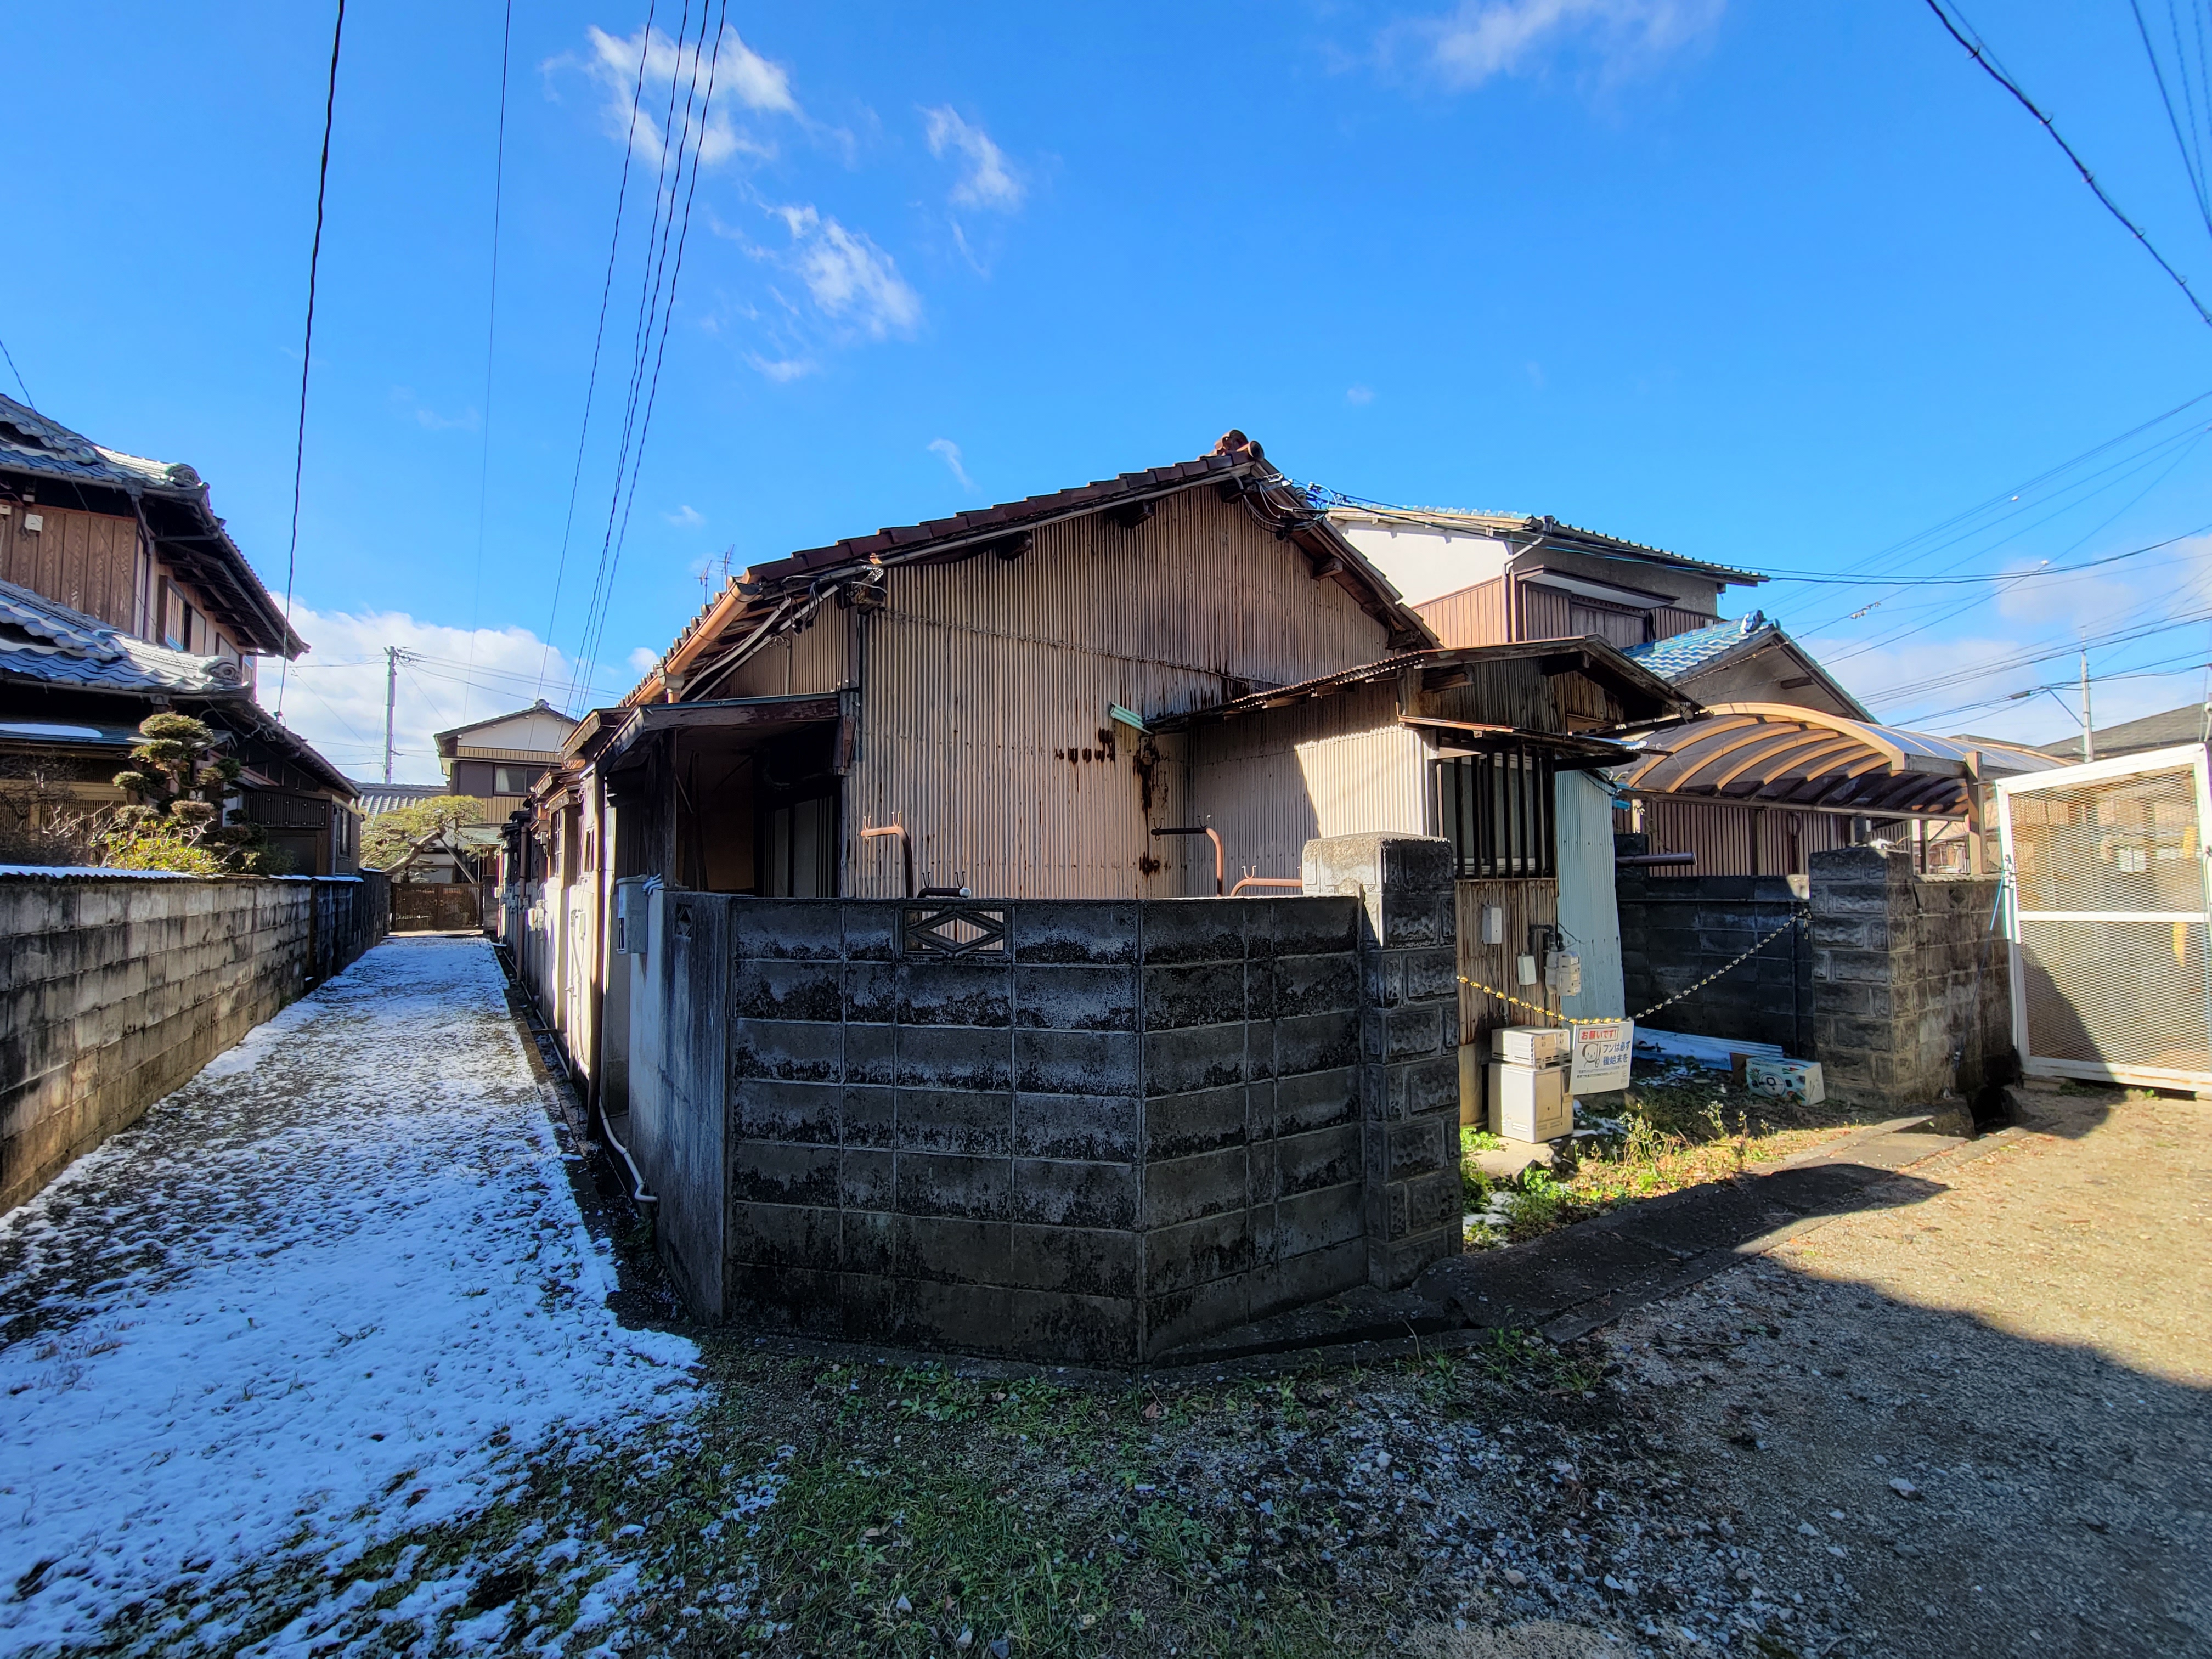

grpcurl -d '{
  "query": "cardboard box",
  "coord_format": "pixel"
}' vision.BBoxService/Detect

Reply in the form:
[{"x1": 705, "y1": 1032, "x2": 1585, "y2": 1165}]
[
  {"x1": 1488, "y1": 1060, "x2": 1572, "y2": 1143},
  {"x1": 1491, "y1": 1025, "x2": 1570, "y2": 1065},
  {"x1": 1745, "y1": 1057, "x2": 1824, "y2": 1106}
]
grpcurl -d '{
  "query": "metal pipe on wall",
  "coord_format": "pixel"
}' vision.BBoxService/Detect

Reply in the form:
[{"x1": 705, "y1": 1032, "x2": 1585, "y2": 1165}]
[
  {"x1": 1152, "y1": 825, "x2": 1224, "y2": 896},
  {"x1": 860, "y1": 822, "x2": 915, "y2": 898}
]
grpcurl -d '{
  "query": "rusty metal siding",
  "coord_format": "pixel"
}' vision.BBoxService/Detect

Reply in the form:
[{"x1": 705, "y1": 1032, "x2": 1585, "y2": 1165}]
[
  {"x1": 1414, "y1": 578, "x2": 1509, "y2": 648},
  {"x1": 1186, "y1": 684, "x2": 1426, "y2": 887},
  {"x1": 839, "y1": 488, "x2": 1395, "y2": 899},
  {"x1": 710, "y1": 606, "x2": 855, "y2": 699}
]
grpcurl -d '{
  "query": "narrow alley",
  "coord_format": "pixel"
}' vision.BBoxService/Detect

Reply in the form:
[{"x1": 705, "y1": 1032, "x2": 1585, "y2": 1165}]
[{"x1": 0, "y1": 938, "x2": 699, "y2": 1655}]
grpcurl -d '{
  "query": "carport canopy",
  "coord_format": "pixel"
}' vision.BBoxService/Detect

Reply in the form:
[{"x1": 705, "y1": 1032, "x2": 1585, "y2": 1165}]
[{"x1": 1612, "y1": 702, "x2": 2057, "y2": 818}]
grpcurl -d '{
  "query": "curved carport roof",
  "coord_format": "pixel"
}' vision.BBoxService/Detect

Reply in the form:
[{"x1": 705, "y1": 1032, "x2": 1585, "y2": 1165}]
[{"x1": 1613, "y1": 703, "x2": 2058, "y2": 818}]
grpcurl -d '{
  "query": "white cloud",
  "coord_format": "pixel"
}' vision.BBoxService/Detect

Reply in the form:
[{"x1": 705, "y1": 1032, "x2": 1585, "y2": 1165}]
[
  {"x1": 267, "y1": 608, "x2": 644, "y2": 786},
  {"x1": 928, "y1": 438, "x2": 975, "y2": 492},
  {"x1": 772, "y1": 205, "x2": 922, "y2": 338},
  {"x1": 573, "y1": 22, "x2": 799, "y2": 169},
  {"x1": 1402, "y1": 0, "x2": 1724, "y2": 89},
  {"x1": 390, "y1": 387, "x2": 478, "y2": 432},
  {"x1": 664, "y1": 504, "x2": 706, "y2": 528},
  {"x1": 628, "y1": 645, "x2": 662, "y2": 675},
  {"x1": 1346, "y1": 385, "x2": 1375, "y2": 407},
  {"x1": 921, "y1": 107, "x2": 1024, "y2": 211},
  {"x1": 744, "y1": 352, "x2": 819, "y2": 382}
]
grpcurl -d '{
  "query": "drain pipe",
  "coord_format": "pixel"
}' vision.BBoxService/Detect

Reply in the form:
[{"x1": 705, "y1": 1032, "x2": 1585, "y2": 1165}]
[
  {"x1": 598, "y1": 1112, "x2": 658, "y2": 1216},
  {"x1": 1153, "y1": 825, "x2": 1224, "y2": 896},
  {"x1": 1229, "y1": 876, "x2": 1302, "y2": 897}
]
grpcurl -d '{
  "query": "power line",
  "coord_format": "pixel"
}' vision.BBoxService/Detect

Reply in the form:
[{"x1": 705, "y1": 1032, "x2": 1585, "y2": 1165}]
[
  {"x1": 461, "y1": 0, "x2": 515, "y2": 729},
  {"x1": 1923, "y1": 0, "x2": 2212, "y2": 330},
  {"x1": 0, "y1": 336, "x2": 31, "y2": 407},
  {"x1": 537, "y1": 1, "x2": 661, "y2": 703},
  {"x1": 2131, "y1": 0, "x2": 2212, "y2": 242},
  {"x1": 275, "y1": 0, "x2": 347, "y2": 722}
]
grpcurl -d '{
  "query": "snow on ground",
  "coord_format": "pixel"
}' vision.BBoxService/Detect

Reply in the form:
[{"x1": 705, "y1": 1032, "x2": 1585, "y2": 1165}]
[{"x1": 0, "y1": 936, "x2": 699, "y2": 1652}]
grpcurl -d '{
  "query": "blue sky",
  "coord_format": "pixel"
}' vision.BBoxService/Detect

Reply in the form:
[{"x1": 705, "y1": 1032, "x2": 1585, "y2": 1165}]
[{"x1": 6, "y1": 0, "x2": 2212, "y2": 780}]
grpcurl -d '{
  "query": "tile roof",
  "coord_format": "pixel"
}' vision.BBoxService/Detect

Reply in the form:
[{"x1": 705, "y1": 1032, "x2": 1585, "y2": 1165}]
[
  {"x1": 0, "y1": 577, "x2": 247, "y2": 694},
  {"x1": 1624, "y1": 613, "x2": 1765, "y2": 680},
  {"x1": 0, "y1": 396, "x2": 200, "y2": 493},
  {"x1": 348, "y1": 781, "x2": 449, "y2": 819}
]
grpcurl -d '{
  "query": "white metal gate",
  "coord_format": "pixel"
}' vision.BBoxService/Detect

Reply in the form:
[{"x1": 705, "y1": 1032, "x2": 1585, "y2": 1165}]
[{"x1": 1995, "y1": 743, "x2": 2212, "y2": 1089}]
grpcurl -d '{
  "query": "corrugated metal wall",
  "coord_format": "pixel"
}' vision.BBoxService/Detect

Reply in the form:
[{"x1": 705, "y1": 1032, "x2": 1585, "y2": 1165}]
[
  {"x1": 1187, "y1": 684, "x2": 1427, "y2": 884},
  {"x1": 1554, "y1": 771, "x2": 1626, "y2": 1021},
  {"x1": 1622, "y1": 797, "x2": 1855, "y2": 877},
  {"x1": 1414, "y1": 578, "x2": 1508, "y2": 648},
  {"x1": 1515, "y1": 580, "x2": 1573, "y2": 640},
  {"x1": 1652, "y1": 605, "x2": 1719, "y2": 641},
  {"x1": 842, "y1": 487, "x2": 1396, "y2": 898},
  {"x1": 1455, "y1": 877, "x2": 1562, "y2": 1044},
  {"x1": 711, "y1": 606, "x2": 854, "y2": 699}
]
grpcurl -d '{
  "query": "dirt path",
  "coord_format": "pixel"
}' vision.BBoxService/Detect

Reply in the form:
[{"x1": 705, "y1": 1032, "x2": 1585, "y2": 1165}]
[{"x1": 1602, "y1": 1090, "x2": 2211, "y2": 1657}]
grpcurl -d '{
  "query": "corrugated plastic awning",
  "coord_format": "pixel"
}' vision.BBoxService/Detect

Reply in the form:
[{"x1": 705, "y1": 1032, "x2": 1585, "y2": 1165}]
[{"x1": 1613, "y1": 703, "x2": 2060, "y2": 818}]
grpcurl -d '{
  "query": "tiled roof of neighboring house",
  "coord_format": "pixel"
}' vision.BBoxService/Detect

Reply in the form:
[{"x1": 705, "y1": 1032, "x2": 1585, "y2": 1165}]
[
  {"x1": 1314, "y1": 494, "x2": 1768, "y2": 587},
  {"x1": 2036, "y1": 701, "x2": 2210, "y2": 760},
  {"x1": 639, "y1": 437, "x2": 1437, "y2": 706},
  {"x1": 0, "y1": 577, "x2": 247, "y2": 693},
  {"x1": 348, "y1": 781, "x2": 448, "y2": 819},
  {"x1": 1625, "y1": 613, "x2": 1765, "y2": 679},
  {"x1": 0, "y1": 393, "x2": 305, "y2": 657}
]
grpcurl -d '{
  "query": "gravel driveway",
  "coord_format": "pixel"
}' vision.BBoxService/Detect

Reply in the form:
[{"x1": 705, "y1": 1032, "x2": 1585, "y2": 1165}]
[{"x1": 1598, "y1": 1088, "x2": 2210, "y2": 1657}]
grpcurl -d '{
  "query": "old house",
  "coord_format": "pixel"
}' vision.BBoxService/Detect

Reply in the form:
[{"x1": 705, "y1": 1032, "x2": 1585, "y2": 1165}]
[
  {"x1": 509, "y1": 437, "x2": 1697, "y2": 1359},
  {"x1": 433, "y1": 700, "x2": 577, "y2": 820},
  {"x1": 0, "y1": 394, "x2": 357, "y2": 872}
]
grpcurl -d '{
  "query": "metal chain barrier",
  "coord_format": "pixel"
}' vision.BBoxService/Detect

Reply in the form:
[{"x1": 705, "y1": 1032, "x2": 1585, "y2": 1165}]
[{"x1": 1456, "y1": 909, "x2": 1807, "y2": 1028}]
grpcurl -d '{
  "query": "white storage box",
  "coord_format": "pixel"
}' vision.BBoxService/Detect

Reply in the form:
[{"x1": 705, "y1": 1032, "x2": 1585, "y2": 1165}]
[
  {"x1": 1488, "y1": 1060, "x2": 1572, "y2": 1143},
  {"x1": 1745, "y1": 1057, "x2": 1825, "y2": 1106},
  {"x1": 1491, "y1": 1025, "x2": 1570, "y2": 1065}
]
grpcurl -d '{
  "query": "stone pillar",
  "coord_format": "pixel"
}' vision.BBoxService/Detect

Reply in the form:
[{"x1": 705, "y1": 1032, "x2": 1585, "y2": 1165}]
[{"x1": 1300, "y1": 833, "x2": 1463, "y2": 1289}]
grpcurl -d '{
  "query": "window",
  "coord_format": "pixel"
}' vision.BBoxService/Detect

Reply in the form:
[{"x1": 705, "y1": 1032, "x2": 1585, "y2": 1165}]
[
  {"x1": 494, "y1": 767, "x2": 518, "y2": 794},
  {"x1": 1434, "y1": 748, "x2": 1557, "y2": 878}
]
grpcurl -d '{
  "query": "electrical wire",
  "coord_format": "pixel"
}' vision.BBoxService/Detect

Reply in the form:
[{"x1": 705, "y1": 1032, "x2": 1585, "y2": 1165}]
[
  {"x1": 1924, "y1": 0, "x2": 2212, "y2": 330},
  {"x1": 2132, "y1": 0, "x2": 2212, "y2": 241},
  {"x1": 0, "y1": 336, "x2": 31, "y2": 408},
  {"x1": 274, "y1": 0, "x2": 346, "y2": 722},
  {"x1": 461, "y1": 0, "x2": 515, "y2": 727},
  {"x1": 535, "y1": 0, "x2": 659, "y2": 703}
]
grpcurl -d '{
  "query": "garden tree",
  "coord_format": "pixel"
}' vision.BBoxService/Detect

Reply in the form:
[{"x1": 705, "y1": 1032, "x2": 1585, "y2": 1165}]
[
  {"x1": 360, "y1": 795, "x2": 492, "y2": 872},
  {"x1": 106, "y1": 712, "x2": 286, "y2": 874}
]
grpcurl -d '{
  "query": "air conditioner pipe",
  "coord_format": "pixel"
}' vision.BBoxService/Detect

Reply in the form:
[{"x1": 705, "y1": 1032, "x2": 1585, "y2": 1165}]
[
  {"x1": 1152, "y1": 825, "x2": 1224, "y2": 896},
  {"x1": 1229, "y1": 876, "x2": 1302, "y2": 898}
]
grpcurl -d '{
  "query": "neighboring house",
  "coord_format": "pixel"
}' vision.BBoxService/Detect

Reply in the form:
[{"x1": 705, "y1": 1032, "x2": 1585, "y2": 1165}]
[
  {"x1": 510, "y1": 435, "x2": 1693, "y2": 1129},
  {"x1": 2033, "y1": 701, "x2": 2210, "y2": 763},
  {"x1": 0, "y1": 394, "x2": 356, "y2": 872},
  {"x1": 1626, "y1": 611, "x2": 1867, "y2": 719},
  {"x1": 1319, "y1": 500, "x2": 1768, "y2": 653},
  {"x1": 0, "y1": 582, "x2": 358, "y2": 873},
  {"x1": 351, "y1": 780, "x2": 445, "y2": 820},
  {"x1": 433, "y1": 700, "x2": 577, "y2": 821}
]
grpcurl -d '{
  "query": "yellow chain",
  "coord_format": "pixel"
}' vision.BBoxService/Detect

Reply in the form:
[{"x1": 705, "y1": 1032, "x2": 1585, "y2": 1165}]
[{"x1": 1455, "y1": 911, "x2": 1804, "y2": 1029}]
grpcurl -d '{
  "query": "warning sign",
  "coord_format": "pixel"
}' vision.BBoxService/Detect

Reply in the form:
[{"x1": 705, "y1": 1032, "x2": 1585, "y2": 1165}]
[{"x1": 1569, "y1": 1019, "x2": 1634, "y2": 1096}]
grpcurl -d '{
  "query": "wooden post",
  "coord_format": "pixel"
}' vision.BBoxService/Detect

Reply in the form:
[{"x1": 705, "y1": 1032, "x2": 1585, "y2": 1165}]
[{"x1": 1963, "y1": 752, "x2": 1985, "y2": 876}]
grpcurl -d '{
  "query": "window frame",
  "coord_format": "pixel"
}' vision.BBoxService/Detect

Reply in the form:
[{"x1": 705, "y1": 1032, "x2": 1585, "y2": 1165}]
[{"x1": 1431, "y1": 745, "x2": 1559, "y2": 880}]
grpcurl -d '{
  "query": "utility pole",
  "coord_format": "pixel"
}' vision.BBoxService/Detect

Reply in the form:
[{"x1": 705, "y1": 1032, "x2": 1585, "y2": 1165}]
[
  {"x1": 2078, "y1": 644, "x2": 2095, "y2": 763},
  {"x1": 383, "y1": 645, "x2": 400, "y2": 784}
]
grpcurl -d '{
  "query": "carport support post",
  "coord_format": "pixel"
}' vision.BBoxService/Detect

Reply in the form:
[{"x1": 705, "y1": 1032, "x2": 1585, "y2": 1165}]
[{"x1": 1300, "y1": 833, "x2": 1465, "y2": 1288}]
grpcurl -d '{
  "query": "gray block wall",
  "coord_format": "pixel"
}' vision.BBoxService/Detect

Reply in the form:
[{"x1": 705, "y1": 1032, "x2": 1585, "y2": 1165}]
[
  {"x1": 632, "y1": 833, "x2": 1464, "y2": 1365},
  {"x1": 1616, "y1": 858, "x2": 1814, "y2": 1057},
  {"x1": 1808, "y1": 848, "x2": 2011, "y2": 1108},
  {"x1": 0, "y1": 872, "x2": 390, "y2": 1214}
]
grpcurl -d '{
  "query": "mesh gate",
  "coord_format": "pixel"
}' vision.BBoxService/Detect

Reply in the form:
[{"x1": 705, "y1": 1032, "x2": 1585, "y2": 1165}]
[{"x1": 1997, "y1": 747, "x2": 2212, "y2": 1087}]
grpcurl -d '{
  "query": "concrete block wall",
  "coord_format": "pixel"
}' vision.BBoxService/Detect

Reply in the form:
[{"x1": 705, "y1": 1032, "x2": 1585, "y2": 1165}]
[
  {"x1": 0, "y1": 873, "x2": 389, "y2": 1214},
  {"x1": 627, "y1": 833, "x2": 1465, "y2": 1366},
  {"x1": 1809, "y1": 848, "x2": 2010, "y2": 1108},
  {"x1": 1616, "y1": 855, "x2": 1814, "y2": 1057},
  {"x1": 1300, "y1": 833, "x2": 1465, "y2": 1289}
]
